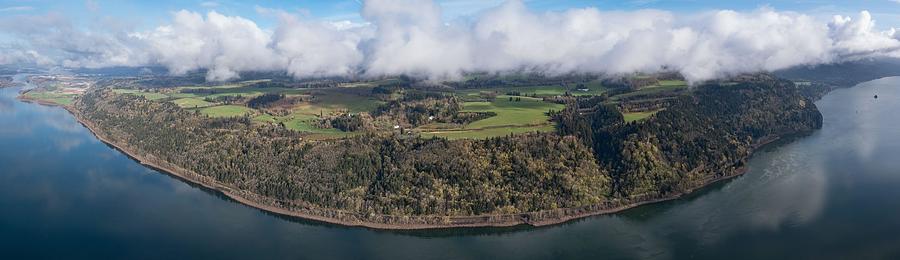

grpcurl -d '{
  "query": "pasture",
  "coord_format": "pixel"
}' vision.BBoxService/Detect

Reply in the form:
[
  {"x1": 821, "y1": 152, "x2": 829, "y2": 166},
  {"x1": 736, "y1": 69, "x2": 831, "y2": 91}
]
[
  {"x1": 623, "y1": 109, "x2": 662, "y2": 123},
  {"x1": 419, "y1": 95, "x2": 564, "y2": 139},
  {"x1": 113, "y1": 89, "x2": 168, "y2": 100},
  {"x1": 457, "y1": 81, "x2": 606, "y2": 98},
  {"x1": 200, "y1": 105, "x2": 254, "y2": 117},
  {"x1": 172, "y1": 98, "x2": 214, "y2": 108},
  {"x1": 108, "y1": 76, "x2": 677, "y2": 140},
  {"x1": 23, "y1": 91, "x2": 77, "y2": 106}
]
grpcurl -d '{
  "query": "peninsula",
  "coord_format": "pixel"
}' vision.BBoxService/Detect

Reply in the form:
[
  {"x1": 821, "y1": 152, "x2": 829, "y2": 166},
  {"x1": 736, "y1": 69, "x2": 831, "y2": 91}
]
[{"x1": 22, "y1": 72, "x2": 825, "y2": 229}]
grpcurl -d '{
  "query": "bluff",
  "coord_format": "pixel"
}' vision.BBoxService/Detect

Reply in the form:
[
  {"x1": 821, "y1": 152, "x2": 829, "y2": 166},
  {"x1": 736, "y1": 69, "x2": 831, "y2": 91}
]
[{"x1": 71, "y1": 75, "x2": 822, "y2": 228}]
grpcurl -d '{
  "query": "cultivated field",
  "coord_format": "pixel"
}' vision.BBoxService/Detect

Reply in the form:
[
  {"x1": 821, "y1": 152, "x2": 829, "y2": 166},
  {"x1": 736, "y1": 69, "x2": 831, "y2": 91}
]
[
  {"x1": 50, "y1": 76, "x2": 685, "y2": 141},
  {"x1": 418, "y1": 95, "x2": 564, "y2": 139},
  {"x1": 623, "y1": 109, "x2": 663, "y2": 122},
  {"x1": 200, "y1": 105, "x2": 254, "y2": 117},
  {"x1": 172, "y1": 98, "x2": 214, "y2": 108}
]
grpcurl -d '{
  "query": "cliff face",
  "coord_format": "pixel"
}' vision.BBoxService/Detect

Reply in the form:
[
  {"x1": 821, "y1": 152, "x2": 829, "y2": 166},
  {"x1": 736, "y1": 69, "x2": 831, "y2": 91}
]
[
  {"x1": 71, "y1": 75, "x2": 823, "y2": 227},
  {"x1": 558, "y1": 76, "x2": 823, "y2": 197}
]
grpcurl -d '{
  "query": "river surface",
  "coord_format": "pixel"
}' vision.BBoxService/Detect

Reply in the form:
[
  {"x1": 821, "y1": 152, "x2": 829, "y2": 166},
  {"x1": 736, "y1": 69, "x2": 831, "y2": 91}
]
[{"x1": 1, "y1": 75, "x2": 899, "y2": 259}]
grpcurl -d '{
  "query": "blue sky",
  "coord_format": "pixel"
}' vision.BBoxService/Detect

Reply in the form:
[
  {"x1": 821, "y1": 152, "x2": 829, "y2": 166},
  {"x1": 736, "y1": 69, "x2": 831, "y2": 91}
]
[{"x1": 1, "y1": 0, "x2": 899, "y2": 30}]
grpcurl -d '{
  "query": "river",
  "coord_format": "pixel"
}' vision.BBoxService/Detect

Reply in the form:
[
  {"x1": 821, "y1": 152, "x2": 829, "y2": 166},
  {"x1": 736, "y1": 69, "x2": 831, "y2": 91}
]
[{"x1": 1, "y1": 75, "x2": 899, "y2": 259}]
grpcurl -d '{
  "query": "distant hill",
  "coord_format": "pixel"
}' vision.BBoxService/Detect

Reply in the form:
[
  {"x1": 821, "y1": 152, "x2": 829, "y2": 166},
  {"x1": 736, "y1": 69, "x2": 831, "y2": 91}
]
[
  {"x1": 71, "y1": 66, "x2": 169, "y2": 77},
  {"x1": 776, "y1": 58, "x2": 900, "y2": 87}
]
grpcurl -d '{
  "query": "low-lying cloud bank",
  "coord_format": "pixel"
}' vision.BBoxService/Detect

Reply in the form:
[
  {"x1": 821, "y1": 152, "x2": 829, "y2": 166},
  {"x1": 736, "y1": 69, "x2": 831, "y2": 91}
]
[{"x1": 3, "y1": 0, "x2": 900, "y2": 82}]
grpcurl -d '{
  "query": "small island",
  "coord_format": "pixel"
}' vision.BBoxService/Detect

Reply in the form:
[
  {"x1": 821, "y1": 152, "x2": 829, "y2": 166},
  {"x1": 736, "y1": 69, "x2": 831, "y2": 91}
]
[{"x1": 21, "y1": 72, "x2": 825, "y2": 229}]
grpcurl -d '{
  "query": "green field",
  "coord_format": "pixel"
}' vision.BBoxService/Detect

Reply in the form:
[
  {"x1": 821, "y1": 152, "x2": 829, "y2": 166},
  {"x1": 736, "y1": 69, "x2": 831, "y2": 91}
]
[
  {"x1": 420, "y1": 125, "x2": 555, "y2": 140},
  {"x1": 175, "y1": 79, "x2": 271, "y2": 90},
  {"x1": 623, "y1": 110, "x2": 662, "y2": 123},
  {"x1": 114, "y1": 82, "x2": 382, "y2": 139},
  {"x1": 200, "y1": 105, "x2": 254, "y2": 117},
  {"x1": 256, "y1": 90, "x2": 381, "y2": 138},
  {"x1": 253, "y1": 110, "x2": 359, "y2": 140},
  {"x1": 611, "y1": 85, "x2": 687, "y2": 100},
  {"x1": 305, "y1": 91, "x2": 383, "y2": 113},
  {"x1": 462, "y1": 96, "x2": 564, "y2": 128},
  {"x1": 421, "y1": 95, "x2": 564, "y2": 139},
  {"x1": 172, "y1": 98, "x2": 214, "y2": 108},
  {"x1": 24, "y1": 92, "x2": 76, "y2": 106},
  {"x1": 458, "y1": 83, "x2": 606, "y2": 98},
  {"x1": 658, "y1": 80, "x2": 688, "y2": 87},
  {"x1": 105, "y1": 77, "x2": 683, "y2": 140},
  {"x1": 113, "y1": 89, "x2": 168, "y2": 101}
]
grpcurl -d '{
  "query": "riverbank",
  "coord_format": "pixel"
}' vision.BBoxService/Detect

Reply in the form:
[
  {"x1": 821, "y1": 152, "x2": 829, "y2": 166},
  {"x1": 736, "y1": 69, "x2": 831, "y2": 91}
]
[{"x1": 19, "y1": 92, "x2": 791, "y2": 230}]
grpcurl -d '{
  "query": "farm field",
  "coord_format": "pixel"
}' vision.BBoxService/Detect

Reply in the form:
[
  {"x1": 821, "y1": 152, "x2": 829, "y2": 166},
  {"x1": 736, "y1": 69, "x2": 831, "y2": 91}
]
[
  {"x1": 611, "y1": 85, "x2": 688, "y2": 100},
  {"x1": 419, "y1": 95, "x2": 564, "y2": 139},
  {"x1": 253, "y1": 113, "x2": 354, "y2": 139},
  {"x1": 23, "y1": 91, "x2": 77, "y2": 105},
  {"x1": 172, "y1": 98, "x2": 214, "y2": 108},
  {"x1": 112, "y1": 80, "x2": 386, "y2": 139},
  {"x1": 462, "y1": 96, "x2": 564, "y2": 128},
  {"x1": 200, "y1": 105, "x2": 254, "y2": 117},
  {"x1": 623, "y1": 109, "x2": 663, "y2": 123},
  {"x1": 457, "y1": 81, "x2": 606, "y2": 98},
  {"x1": 112, "y1": 89, "x2": 168, "y2": 100},
  {"x1": 420, "y1": 125, "x2": 555, "y2": 140},
  {"x1": 106, "y1": 76, "x2": 676, "y2": 140},
  {"x1": 658, "y1": 80, "x2": 688, "y2": 87}
]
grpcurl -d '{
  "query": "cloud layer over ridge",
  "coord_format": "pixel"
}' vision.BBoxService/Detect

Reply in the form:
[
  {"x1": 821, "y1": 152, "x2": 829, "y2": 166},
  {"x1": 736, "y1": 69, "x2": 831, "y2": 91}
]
[{"x1": 3, "y1": 0, "x2": 900, "y2": 82}]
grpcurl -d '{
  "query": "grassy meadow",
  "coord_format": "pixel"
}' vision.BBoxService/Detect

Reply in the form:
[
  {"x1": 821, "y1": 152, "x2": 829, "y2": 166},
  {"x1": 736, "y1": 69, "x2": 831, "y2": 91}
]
[
  {"x1": 623, "y1": 110, "x2": 663, "y2": 123},
  {"x1": 419, "y1": 95, "x2": 564, "y2": 139},
  {"x1": 23, "y1": 91, "x2": 77, "y2": 106},
  {"x1": 172, "y1": 98, "x2": 214, "y2": 108},
  {"x1": 200, "y1": 105, "x2": 254, "y2": 117}
]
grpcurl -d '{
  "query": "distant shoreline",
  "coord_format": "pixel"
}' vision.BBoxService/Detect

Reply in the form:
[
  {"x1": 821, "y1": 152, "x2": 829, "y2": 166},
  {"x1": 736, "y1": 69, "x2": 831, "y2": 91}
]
[{"x1": 18, "y1": 94, "x2": 777, "y2": 230}]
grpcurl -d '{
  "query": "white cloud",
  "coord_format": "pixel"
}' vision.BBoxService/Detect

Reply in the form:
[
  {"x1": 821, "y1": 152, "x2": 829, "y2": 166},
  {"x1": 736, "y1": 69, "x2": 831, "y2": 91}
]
[
  {"x1": 0, "y1": 12, "x2": 150, "y2": 68},
  {"x1": 0, "y1": 48, "x2": 54, "y2": 65},
  {"x1": 273, "y1": 12, "x2": 367, "y2": 78},
  {"x1": 135, "y1": 11, "x2": 285, "y2": 81},
  {"x1": 3, "y1": 0, "x2": 900, "y2": 83},
  {"x1": 360, "y1": 0, "x2": 473, "y2": 78}
]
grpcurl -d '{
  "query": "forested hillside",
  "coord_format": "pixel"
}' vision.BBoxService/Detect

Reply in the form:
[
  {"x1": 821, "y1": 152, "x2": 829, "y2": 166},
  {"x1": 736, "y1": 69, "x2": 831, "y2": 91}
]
[
  {"x1": 776, "y1": 58, "x2": 900, "y2": 87},
  {"x1": 74, "y1": 90, "x2": 608, "y2": 217},
  {"x1": 556, "y1": 75, "x2": 823, "y2": 197},
  {"x1": 72, "y1": 75, "x2": 823, "y2": 226}
]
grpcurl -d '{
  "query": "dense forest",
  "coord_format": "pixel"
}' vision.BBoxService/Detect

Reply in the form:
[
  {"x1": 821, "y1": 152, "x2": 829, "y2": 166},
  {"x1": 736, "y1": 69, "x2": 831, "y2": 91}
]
[
  {"x1": 247, "y1": 93, "x2": 285, "y2": 109},
  {"x1": 75, "y1": 91, "x2": 607, "y2": 217},
  {"x1": 556, "y1": 75, "x2": 822, "y2": 197},
  {"x1": 72, "y1": 74, "x2": 823, "y2": 224}
]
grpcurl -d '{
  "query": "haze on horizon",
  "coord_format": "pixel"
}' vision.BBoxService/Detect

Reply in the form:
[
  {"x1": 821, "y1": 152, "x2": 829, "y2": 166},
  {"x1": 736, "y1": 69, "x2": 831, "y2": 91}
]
[{"x1": 2, "y1": 0, "x2": 900, "y2": 82}]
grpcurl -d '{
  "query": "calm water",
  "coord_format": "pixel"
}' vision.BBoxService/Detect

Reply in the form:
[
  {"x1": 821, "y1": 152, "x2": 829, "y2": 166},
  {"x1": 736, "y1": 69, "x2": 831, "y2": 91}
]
[{"x1": 1, "y1": 75, "x2": 899, "y2": 259}]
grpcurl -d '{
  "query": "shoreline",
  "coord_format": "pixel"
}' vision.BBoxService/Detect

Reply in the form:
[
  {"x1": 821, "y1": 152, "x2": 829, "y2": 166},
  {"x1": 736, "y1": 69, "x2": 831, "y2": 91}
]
[{"x1": 20, "y1": 95, "x2": 776, "y2": 230}]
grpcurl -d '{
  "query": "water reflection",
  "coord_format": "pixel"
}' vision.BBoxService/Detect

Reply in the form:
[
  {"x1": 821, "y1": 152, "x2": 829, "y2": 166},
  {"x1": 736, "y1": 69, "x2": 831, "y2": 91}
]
[{"x1": 0, "y1": 97, "x2": 13, "y2": 114}]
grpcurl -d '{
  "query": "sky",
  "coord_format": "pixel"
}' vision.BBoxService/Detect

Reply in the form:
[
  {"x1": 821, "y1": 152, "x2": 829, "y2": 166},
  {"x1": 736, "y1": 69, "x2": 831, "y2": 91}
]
[
  {"x1": 2, "y1": 0, "x2": 900, "y2": 81},
  {"x1": 3, "y1": 0, "x2": 899, "y2": 29}
]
